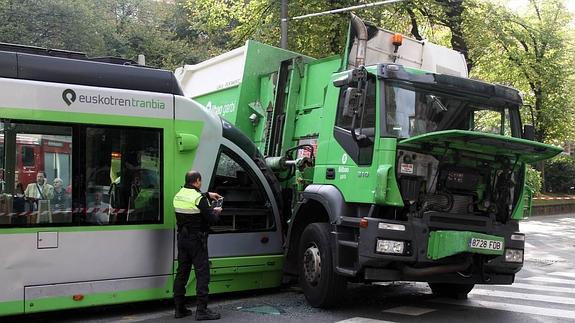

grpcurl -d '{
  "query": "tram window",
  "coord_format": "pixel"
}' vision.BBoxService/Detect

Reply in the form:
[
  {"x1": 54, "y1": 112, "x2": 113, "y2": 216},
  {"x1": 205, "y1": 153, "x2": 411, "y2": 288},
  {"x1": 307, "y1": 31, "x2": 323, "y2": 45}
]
[
  {"x1": 208, "y1": 148, "x2": 275, "y2": 233},
  {"x1": 84, "y1": 127, "x2": 161, "y2": 225},
  {"x1": 0, "y1": 121, "x2": 162, "y2": 227},
  {"x1": 0, "y1": 123, "x2": 73, "y2": 227},
  {"x1": 22, "y1": 146, "x2": 35, "y2": 167}
]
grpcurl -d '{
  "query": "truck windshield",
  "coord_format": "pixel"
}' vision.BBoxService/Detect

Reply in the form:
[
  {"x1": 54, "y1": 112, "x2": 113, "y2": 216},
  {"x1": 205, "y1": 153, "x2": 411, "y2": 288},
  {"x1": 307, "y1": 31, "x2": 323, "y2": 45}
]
[{"x1": 383, "y1": 81, "x2": 521, "y2": 139}]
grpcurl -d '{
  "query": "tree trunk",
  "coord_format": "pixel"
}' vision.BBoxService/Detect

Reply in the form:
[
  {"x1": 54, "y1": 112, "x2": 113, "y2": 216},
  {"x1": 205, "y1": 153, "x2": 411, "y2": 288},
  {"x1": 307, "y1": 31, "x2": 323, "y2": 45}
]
[{"x1": 435, "y1": 0, "x2": 473, "y2": 72}]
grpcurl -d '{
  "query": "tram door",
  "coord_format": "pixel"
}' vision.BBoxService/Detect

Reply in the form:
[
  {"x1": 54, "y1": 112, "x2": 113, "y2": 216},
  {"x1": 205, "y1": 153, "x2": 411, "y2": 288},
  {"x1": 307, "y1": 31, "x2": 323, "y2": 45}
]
[{"x1": 205, "y1": 144, "x2": 283, "y2": 258}]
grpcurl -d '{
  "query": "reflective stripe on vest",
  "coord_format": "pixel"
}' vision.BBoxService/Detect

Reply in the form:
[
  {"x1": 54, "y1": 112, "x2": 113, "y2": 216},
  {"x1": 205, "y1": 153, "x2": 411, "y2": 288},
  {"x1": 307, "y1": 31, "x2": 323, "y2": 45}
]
[{"x1": 173, "y1": 187, "x2": 202, "y2": 215}]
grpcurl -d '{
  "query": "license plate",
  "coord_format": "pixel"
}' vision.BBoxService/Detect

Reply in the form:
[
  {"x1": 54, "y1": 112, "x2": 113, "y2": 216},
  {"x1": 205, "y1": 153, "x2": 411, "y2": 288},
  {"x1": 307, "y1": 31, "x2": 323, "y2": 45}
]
[{"x1": 469, "y1": 237, "x2": 503, "y2": 251}]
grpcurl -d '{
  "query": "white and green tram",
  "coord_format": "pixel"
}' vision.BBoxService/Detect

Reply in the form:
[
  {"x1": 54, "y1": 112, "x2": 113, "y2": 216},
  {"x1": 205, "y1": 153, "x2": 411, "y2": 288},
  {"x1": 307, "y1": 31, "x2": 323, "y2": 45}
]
[{"x1": 0, "y1": 44, "x2": 285, "y2": 316}]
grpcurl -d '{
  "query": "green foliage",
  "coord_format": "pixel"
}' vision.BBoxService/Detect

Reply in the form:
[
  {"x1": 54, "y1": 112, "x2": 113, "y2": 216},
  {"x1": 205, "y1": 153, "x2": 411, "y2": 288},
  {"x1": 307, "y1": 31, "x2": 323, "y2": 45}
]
[
  {"x1": 0, "y1": 0, "x2": 108, "y2": 55},
  {"x1": 183, "y1": 0, "x2": 356, "y2": 58},
  {"x1": 471, "y1": 0, "x2": 575, "y2": 144},
  {"x1": 544, "y1": 155, "x2": 575, "y2": 193},
  {"x1": 525, "y1": 165, "x2": 542, "y2": 195},
  {"x1": 0, "y1": 0, "x2": 201, "y2": 70},
  {"x1": 181, "y1": 0, "x2": 466, "y2": 59}
]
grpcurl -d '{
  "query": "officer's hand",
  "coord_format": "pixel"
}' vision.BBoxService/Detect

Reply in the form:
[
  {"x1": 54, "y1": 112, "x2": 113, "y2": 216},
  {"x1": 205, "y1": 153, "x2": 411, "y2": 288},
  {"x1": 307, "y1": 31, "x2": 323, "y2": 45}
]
[
  {"x1": 209, "y1": 192, "x2": 223, "y2": 200},
  {"x1": 213, "y1": 207, "x2": 222, "y2": 214}
]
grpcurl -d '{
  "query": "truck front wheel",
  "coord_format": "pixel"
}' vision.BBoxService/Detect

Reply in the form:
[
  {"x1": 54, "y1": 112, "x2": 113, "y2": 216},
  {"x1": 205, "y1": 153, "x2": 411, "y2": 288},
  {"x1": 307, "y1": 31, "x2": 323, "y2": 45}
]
[
  {"x1": 428, "y1": 283, "x2": 475, "y2": 299},
  {"x1": 298, "y1": 223, "x2": 347, "y2": 308}
]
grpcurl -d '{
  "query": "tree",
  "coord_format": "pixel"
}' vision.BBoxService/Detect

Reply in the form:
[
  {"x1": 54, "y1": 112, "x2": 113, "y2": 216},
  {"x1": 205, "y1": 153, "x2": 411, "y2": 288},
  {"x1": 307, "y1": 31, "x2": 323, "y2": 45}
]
[
  {"x1": 0, "y1": 0, "x2": 203, "y2": 70},
  {"x1": 182, "y1": 0, "x2": 359, "y2": 58},
  {"x1": 0, "y1": 0, "x2": 109, "y2": 55},
  {"x1": 95, "y1": 0, "x2": 200, "y2": 69},
  {"x1": 472, "y1": 0, "x2": 575, "y2": 144}
]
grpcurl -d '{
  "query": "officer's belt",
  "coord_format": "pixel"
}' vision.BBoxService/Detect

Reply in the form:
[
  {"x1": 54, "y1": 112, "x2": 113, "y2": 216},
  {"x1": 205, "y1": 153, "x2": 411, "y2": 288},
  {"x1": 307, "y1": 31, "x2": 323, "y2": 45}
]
[
  {"x1": 180, "y1": 225, "x2": 208, "y2": 236},
  {"x1": 174, "y1": 207, "x2": 200, "y2": 214}
]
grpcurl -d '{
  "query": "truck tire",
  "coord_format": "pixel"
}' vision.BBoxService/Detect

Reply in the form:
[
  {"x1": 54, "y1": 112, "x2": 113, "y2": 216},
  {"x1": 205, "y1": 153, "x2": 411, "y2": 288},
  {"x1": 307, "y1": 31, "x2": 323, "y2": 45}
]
[
  {"x1": 298, "y1": 223, "x2": 347, "y2": 308},
  {"x1": 428, "y1": 283, "x2": 475, "y2": 299}
]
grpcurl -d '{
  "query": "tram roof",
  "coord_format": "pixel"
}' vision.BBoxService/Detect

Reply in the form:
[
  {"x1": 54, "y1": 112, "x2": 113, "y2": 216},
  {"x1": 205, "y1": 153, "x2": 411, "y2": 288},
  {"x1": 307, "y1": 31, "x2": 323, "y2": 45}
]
[{"x1": 0, "y1": 43, "x2": 184, "y2": 96}]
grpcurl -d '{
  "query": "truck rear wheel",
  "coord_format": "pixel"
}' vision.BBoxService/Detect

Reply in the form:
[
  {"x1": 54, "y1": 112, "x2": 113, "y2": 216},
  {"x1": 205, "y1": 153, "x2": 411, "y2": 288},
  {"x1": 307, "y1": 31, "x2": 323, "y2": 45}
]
[
  {"x1": 428, "y1": 283, "x2": 475, "y2": 299},
  {"x1": 298, "y1": 223, "x2": 347, "y2": 308}
]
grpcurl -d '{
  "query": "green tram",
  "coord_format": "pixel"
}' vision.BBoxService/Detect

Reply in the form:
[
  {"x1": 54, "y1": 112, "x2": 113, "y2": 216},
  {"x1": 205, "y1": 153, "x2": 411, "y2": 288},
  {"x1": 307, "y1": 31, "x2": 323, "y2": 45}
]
[{"x1": 0, "y1": 44, "x2": 284, "y2": 316}]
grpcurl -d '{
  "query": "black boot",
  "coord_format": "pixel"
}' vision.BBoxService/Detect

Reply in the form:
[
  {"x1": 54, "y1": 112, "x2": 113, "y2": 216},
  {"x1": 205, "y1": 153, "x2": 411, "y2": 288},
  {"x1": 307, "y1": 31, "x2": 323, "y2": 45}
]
[
  {"x1": 174, "y1": 304, "x2": 192, "y2": 319},
  {"x1": 195, "y1": 306, "x2": 220, "y2": 320}
]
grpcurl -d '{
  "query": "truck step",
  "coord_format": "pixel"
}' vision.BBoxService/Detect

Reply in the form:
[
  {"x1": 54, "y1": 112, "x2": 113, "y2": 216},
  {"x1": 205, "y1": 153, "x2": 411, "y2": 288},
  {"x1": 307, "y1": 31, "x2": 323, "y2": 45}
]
[
  {"x1": 337, "y1": 240, "x2": 359, "y2": 248},
  {"x1": 336, "y1": 266, "x2": 358, "y2": 277}
]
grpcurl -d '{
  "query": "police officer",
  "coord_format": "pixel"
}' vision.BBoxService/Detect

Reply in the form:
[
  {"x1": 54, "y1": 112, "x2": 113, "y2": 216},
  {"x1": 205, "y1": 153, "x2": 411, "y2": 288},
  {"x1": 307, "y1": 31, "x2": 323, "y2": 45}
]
[{"x1": 173, "y1": 170, "x2": 222, "y2": 320}]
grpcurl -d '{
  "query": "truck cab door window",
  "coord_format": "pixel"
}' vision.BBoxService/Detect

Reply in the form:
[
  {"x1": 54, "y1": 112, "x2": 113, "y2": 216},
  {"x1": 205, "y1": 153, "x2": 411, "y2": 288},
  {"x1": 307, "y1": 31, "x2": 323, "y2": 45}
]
[
  {"x1": 209, "y1": 148, "x2": 275, "y2": 233},
  {"x1": 334, "y1": 76, "x2": 376, "y2": 165}
]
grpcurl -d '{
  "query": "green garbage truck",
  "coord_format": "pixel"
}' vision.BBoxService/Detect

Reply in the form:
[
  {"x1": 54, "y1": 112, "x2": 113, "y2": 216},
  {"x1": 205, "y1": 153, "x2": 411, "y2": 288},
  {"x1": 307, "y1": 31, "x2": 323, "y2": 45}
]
[{"x1": 175, "y1": 15, "x2": 562, "y2": 307}]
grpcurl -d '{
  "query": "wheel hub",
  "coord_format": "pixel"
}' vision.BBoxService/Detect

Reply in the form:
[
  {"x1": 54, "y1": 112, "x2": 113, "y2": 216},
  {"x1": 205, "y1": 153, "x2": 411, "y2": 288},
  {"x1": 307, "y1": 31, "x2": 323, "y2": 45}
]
[{"x1": 303, "y1": 244, "x2": 321, "y2": 285}]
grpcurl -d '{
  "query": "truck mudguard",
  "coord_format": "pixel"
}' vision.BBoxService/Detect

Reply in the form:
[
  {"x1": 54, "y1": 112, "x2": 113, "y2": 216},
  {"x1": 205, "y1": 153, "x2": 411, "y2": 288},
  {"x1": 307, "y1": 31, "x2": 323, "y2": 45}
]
[{"x1": 293, "y1": 184, "x2": 352, "y2": 225}]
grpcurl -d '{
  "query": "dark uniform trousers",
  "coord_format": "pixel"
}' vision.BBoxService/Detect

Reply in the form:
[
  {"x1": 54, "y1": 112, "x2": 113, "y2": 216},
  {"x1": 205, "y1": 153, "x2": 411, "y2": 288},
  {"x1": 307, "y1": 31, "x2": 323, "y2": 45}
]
[{"x1": 173, "y1": 228, "x2": 210, "y2": 308}]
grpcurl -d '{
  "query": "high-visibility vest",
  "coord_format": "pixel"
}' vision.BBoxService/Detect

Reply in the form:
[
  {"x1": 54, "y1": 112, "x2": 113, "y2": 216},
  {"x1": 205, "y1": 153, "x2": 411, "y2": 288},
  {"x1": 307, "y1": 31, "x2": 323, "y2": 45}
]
[{"x1": 173, "y1": 187, "x2": 202, "y2": 215}]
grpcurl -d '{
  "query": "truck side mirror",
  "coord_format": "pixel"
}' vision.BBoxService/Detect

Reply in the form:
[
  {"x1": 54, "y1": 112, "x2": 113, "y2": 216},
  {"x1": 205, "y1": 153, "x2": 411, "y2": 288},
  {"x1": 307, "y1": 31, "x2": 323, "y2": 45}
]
[
  {"x1": 333, "y1": 71, "x2": 353, "y2": 88},
  {"x1": 523, "y1": 124, "x2": 535, "y2": 141},
  {"x1": 342, "y1": 87, "x2": 361, "y2": 118}
]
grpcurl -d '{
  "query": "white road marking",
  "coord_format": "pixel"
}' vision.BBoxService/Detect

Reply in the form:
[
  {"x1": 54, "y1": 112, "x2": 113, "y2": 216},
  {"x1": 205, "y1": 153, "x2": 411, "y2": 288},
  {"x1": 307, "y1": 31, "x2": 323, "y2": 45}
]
[
  {"x1": 477, "y1": 282, "x2": 575, "y2": 294},
  {"x1": 107, "y1": 310, "x2": 173, "y2": 323},
  {"x1": 336, "y1": 318, "x2": 396, "y2": 323},
  {"x1": 470, "y1": 289, "x2": 575, "y2": 305},
  {"x1": 524, "y1": 276, "x2": 575, "y2": 285},
  {"x1": 549, "y1": 271, "x2": 575, "y2": 279},
  {"x1": 431, "y1": 298, "x2": 575, "y2": 320},
  {"x1": 382, "y1": 306, "x2": 436, "y2": 316}
]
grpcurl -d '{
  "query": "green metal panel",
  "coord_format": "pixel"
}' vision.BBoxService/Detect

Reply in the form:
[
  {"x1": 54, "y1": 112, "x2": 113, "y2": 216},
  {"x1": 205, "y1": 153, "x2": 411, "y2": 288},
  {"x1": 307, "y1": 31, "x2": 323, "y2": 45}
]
[
  {"x1": 191, "y1": 40, "x2": 313, "y2": 148},
  {"x1": 0, "y1": 301, "x2": 21, "y2": 316},
  {"x1": 427, "y1": 231, "x2": 505, "y2": 260},
  {"x1": 293, "y1": 108, "x2": 322, "y2": 138},
  {"x1": 180, "y1": 254, "x2": 283, "y2": 297},
  {"x1": 299, "y1": 56, "x2": 341, "y2": 109},
  {"x1": 399, "y1": 130, "x2": 562, "y2": 164},
  {"x1": 279, "y1": 58, "x2": 304, "y2": 155},
  {"x1": 511, "y1": 165, "x2": 528, "y2": 220},
  {"x1": 238, "y1": 41, "x2": 312, "y2": 144},
  {"x1": 254, "y1": 74, "x2": 276, "y2": 151},
  {"x1": 194, "y1": 86, "x2": 240, "y2": 127},
  {"x1": 374, "y1": 138, "x2": 403, "y2": 206}
]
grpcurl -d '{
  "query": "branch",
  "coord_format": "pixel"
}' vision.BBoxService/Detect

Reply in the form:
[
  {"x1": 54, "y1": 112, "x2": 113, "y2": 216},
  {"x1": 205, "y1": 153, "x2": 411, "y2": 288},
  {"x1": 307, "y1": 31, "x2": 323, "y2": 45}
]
[
  {"x1": 529, "y1": 0, "x2": 542, "y2": 22},
  {"x1": 519, "y1": 39, "x2": 529, "y2": 53},
  {"x1": 508, "y1": 18, "x2": 540, "y2": 59},
  {"x1": 434, "y1": 0, "x2": 473, "y2": 71},
  {"x1": 406, "y1": 7, "x2": 423, "y2": 40},
  {"x1": 500, "y1": 41, "x2": 538, "y2": 93},
  {"x1": 540, "y1": 4, "x2": 562, "y2": 60}
]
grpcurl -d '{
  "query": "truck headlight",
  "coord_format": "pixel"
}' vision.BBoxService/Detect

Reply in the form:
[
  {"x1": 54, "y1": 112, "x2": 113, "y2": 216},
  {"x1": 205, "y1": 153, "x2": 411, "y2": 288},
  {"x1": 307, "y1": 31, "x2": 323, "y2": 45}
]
[
  {"x1": 378, "y1": 222, "x2": 406, "y2": 231},
  {"x1": 505, "y1": 249, "x2": 524, "y2": 263},
  {"x1": 510, "y1": 234, "x2": 525, "y2": 241},
  {"x1": 376, "y1": 239, "x2": 404, "y2": 254}
]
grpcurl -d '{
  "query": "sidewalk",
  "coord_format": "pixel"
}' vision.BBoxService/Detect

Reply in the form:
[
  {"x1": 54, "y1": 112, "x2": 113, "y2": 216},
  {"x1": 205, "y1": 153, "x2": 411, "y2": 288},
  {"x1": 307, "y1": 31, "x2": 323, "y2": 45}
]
[{"x1": 531, "y1": 194, "x2": 575, "y2": 216}]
